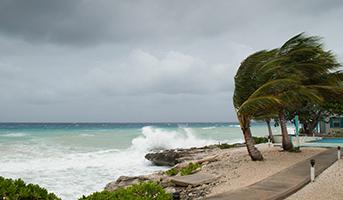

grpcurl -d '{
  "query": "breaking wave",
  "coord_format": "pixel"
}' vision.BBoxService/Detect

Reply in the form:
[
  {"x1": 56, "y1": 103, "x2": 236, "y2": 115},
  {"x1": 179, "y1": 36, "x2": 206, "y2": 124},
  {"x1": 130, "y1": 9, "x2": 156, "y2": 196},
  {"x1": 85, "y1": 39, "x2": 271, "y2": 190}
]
[{"x1": 131, "y1": 126, "x2": 217, "y2": 151}]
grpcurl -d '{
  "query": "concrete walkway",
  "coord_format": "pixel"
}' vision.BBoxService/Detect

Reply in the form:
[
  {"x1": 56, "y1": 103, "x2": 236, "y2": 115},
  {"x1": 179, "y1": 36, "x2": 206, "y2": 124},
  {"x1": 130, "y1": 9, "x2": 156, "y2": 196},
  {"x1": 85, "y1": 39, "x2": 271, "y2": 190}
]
[{"x1": 205, "y1": 148, "x2": 340, "y2": 200}]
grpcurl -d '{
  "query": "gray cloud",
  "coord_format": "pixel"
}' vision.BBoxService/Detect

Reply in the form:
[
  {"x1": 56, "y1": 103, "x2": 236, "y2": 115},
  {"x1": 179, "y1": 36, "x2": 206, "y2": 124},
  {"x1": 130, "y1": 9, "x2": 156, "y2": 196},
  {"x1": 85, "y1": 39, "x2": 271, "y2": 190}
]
[
  {"x1": 2, "y1": 0, "x2": 341, "y2": 46},
  {"x1": 0, "y1": 0, "x2": 342, "y2": 122}
]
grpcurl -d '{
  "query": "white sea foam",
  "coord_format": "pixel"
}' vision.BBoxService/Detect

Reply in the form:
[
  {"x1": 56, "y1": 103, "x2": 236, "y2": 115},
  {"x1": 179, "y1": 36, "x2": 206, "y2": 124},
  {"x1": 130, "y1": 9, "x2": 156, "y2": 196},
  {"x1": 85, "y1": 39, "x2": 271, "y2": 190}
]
[
  {"x1": 1, "y1": 132, "x2": 28, "y2": 137},
  {"x1": 79, "y1": 133, "x2": 95, "y2": 137},
  {"x1": 131, "y1": 126, "x2": 217, "y2": 151},
  {"x1": 225, "y1": 138, "x2": 244, "y2": 144},
  {"x1": 202, "y1": 126, "x2": 216, "y2": 130},
  {"x1": 229, "y1": 124, "x2": 241, "y2": 128},
  {"x1": 0, "y1": 143, "x2": 162, "y2": 200}
]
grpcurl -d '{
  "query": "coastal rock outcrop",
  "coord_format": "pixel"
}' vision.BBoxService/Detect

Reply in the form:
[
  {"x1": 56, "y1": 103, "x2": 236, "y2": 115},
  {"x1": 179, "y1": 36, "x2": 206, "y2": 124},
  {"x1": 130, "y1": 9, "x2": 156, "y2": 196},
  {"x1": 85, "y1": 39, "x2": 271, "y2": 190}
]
[
  {"x1": 105, "y1": 143, "x2": 244, "y2": 199},
  {"x1": 145, "y1": 149, "x2": 190, "y2": 166},
  {"x1": 145, "y1": 145, "x2": 219, "y2": 166}
]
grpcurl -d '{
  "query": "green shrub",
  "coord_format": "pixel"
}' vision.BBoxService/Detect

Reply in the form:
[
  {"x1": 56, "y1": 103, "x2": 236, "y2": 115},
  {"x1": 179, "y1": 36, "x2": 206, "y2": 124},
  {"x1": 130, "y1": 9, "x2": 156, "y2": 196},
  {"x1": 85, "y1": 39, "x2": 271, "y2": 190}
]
[
  {"x1": 216, "y1": 143, "x2": 235, "y2": 149},
  {"x1": 253, "y1": 136, "x2": 268, "y2": 144},
  {"x1": 0, "y1": 176, "x2": 60, "y2": 200},
  {"x1": 180, "y1": 163, "x2": 201, "y2": 176},
  {"x1": 79, "y1": 181, "x2": 172, "y2": 200},
  {"x1": 165, "y1": 163, "x2": 202, "y2": 177},
  {"x1": 165, "y1": 167, "x2": 179, "y2": 176}
]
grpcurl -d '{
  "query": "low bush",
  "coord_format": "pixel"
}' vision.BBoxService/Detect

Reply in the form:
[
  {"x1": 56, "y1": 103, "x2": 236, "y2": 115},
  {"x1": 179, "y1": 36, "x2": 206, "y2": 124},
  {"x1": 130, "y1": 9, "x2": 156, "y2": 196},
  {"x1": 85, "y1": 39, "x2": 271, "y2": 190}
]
[
  {"x1": 165, "y1": 162, "x2": 202, "y2": 176},
  {"x1": 180, "y1": 163, "x2": 201, "y2": 176},
  {"x1": 0, "y1": 176, "x2": 60, "y2": 200},
  {"x1": 253, "y1": 136, "x2": 268, "y2": 144},
  {"x1": 216, "y1": 143, "x2": 235, "y2": 149},
  {"x1": 79, "y1": 181, "x2": 172, "y2": 200},
  {"x1": 165, "y1": 167, "x2": 179, "y2": 176}
]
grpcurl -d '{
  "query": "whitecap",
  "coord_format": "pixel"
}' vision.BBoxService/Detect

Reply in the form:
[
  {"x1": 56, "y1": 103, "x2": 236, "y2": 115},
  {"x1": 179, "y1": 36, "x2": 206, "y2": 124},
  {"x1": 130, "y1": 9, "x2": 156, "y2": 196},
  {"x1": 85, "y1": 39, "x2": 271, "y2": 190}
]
[
  {"x1": 79, "y1": 133, "x2": 95, "y2": 137},
  {"x1": 131, "y1": 126, "x2": 217, "y2": 151},
  {"x1": 1, "y1": 132, "x2": 28, "y2": 137},
  {"x1": 202, "y1": 126, "x2": 216, "y2": 130},
  {"x1": 229, "y1": 124, "x2": 241, "y2": 128}
]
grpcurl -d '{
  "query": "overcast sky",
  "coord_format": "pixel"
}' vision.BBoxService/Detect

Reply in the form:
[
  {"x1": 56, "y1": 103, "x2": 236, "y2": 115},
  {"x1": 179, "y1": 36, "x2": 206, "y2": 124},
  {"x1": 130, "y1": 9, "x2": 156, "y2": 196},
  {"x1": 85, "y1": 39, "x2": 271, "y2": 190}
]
[{"x1": 0, "y1": 0, "x2": 342, "y2": 122}]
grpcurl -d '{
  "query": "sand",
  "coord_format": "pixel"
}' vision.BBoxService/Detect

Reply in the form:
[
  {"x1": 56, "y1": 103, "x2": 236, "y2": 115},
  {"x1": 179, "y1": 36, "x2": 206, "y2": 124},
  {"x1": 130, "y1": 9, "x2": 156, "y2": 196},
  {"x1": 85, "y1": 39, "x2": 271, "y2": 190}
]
[
  {"x1": 286, "y1": 158, "x2": 343, "y2": 200},
  {"x1": 203, "y1": 144, "x2": 326, "y2": 197},
  {"x1": 106, "y1": 144, "x2": 329, "y2": 200}
]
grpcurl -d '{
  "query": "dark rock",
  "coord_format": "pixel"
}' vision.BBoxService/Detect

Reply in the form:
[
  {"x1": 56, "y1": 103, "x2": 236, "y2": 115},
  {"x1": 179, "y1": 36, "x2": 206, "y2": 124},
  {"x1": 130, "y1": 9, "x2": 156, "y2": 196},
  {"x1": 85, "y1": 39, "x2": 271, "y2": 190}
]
[
  {"x1": 145, "y1": 149, "x2": 190, "y2": 166},
  {"x1": 145, "y1": 146, "x2": 219, "y2": 166}
]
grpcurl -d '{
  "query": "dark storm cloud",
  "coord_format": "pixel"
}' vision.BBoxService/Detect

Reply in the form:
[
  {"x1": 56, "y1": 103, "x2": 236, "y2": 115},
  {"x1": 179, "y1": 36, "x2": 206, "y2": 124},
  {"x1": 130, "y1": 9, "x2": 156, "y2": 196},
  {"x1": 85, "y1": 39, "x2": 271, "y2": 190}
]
[
  {"x1": 2, "y1": 0, "x2": 341, "y2": 46},
  {"x1": 0, "y1": 0, "x2": 233, "y2": 45},
  {"x1": 0, "y1": 0, "x2": 342, "y2": 122}
]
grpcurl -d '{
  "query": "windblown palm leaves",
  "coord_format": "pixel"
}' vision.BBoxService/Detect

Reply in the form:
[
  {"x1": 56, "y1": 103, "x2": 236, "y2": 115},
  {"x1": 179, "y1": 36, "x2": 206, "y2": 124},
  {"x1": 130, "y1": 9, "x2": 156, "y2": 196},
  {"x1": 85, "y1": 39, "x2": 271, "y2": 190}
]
[{"x1": 234, "y1": 33, "x2": 342, "y2": 160}]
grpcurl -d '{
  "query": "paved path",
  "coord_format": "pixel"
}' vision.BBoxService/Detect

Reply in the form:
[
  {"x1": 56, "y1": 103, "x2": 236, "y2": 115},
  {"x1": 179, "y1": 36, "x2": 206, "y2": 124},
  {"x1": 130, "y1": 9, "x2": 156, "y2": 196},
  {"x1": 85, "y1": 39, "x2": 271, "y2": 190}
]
[{"x1": 205, "y1": 148, "x2": 340, "y2": 200}]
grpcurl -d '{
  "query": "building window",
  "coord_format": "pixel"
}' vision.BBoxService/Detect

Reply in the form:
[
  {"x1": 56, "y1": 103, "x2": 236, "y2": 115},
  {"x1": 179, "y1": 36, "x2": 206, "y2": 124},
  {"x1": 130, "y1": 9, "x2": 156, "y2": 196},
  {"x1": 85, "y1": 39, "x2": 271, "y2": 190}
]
[{"x1": 332, "y1": 118, "x2": 341, "y2": 128}]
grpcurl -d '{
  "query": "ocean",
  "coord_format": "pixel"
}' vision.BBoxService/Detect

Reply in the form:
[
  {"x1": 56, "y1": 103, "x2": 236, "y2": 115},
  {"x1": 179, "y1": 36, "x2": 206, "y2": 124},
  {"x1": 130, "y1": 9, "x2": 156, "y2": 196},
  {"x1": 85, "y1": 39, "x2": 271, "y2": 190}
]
[{"x1": 0, "y1": 122, "x2": 285, "y2": 199}]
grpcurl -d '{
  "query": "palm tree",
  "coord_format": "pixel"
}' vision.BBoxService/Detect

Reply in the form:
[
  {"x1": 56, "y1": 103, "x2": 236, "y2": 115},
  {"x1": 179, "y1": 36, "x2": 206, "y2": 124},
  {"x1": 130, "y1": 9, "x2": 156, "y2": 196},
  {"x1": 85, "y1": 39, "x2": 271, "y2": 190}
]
[
  {"x1": 266, "y1": 33, "x2": 340, "y2": 149},
  {"x1": 233, "y1": 50, "x2": 280, "y2": 160},
  {"x1": 234, "y1": 33, "x2": 341, "y2": 157},
  {"x1": 242, "y1": 77, "x2": 321, "y2": 150}
]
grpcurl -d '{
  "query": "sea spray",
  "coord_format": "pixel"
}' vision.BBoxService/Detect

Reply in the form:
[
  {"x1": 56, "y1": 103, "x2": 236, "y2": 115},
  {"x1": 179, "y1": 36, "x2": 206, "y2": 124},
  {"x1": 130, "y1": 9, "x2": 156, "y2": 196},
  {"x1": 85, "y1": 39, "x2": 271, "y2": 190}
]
[{"x1": 131, "y1": 126, "x2": 217, "y2": 151}]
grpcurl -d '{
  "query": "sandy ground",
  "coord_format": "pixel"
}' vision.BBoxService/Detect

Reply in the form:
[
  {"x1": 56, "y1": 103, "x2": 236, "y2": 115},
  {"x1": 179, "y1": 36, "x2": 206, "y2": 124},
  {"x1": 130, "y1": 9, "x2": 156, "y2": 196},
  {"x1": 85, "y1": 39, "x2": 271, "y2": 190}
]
[
  {"x1": 203, "y1": 144, "x2": 326, "y2": 197},
  {"x1": 107, "y1": 144, "x2": 328, "y2": 199},
  {"x1": 286, "y1": 158, "x2": 343, "y2": 200}
]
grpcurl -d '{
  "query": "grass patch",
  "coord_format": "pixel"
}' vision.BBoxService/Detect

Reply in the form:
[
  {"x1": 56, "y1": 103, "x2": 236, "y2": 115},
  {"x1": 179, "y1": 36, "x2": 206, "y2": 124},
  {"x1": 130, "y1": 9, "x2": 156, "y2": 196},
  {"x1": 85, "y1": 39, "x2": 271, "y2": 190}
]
[
  {"x1": 180, "y1": 163, "x2": 201, "y2": 176},
  {"x1": 253, "y1": 136, "x2": 268, "y2": 144},
  {"x1": 216, "y1": 143, "x2": 235, "y2": 149},
  {"x1": 165, "y1": 162, "x2": 202, "y2": 176},
  {"x1": 165, "y1": 167, "x2": 179, "y2": 176},
  {"x1": 79, "y1": 181, "x2": 172, "y2": 200}
]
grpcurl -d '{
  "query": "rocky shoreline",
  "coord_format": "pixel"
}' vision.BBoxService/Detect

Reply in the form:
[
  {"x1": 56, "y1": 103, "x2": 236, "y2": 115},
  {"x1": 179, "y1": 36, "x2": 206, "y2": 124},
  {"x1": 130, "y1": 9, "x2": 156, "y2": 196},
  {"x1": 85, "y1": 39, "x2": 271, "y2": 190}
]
[
  {"x1": 105, "y1": 144, "x2": 243, "y2": 199},
  {"x1": 104, "y1": 144, "x2": 326, "y2": 200}
]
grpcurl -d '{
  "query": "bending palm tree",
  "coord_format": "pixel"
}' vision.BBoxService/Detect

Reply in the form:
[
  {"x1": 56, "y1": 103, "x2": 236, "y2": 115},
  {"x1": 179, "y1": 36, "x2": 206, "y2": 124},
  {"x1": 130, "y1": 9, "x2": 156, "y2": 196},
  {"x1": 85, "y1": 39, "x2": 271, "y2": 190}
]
[
  {"x1": 233, "y1": 33, "x2": 339, "y2": 155},
  {"x1": 233, "y1": 50, "x2": 279, "y2": 160},
  {"x1": 262, "y1": 33, "x2": 341, "y2": 149}
]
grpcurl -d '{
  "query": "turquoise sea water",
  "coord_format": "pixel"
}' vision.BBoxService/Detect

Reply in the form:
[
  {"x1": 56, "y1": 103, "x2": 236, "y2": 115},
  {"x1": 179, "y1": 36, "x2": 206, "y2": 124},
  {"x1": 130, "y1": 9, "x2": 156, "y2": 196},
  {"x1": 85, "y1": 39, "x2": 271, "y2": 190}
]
[{"x1": 0, "y1": 123, "x2": 283, "y2": 199}]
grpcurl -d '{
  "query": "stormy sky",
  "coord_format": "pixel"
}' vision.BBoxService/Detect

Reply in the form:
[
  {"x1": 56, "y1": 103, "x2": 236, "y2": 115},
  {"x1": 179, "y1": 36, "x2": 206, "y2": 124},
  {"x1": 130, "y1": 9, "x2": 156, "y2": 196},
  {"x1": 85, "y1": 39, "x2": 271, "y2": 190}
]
[{"x1": 0, "y1": 0, "x2": 342, "y2": 122}]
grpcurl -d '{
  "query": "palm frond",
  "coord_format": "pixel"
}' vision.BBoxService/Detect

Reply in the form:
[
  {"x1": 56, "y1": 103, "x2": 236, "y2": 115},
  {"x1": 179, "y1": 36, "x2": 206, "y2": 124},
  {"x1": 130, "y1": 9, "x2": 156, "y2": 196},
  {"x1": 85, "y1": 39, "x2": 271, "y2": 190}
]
[
  {"x1": 238, "y1": 96, "x2": 282, "y2": 116},
  {"x1": 249, "y1": 79, "x2": 300, "y2": 98}
]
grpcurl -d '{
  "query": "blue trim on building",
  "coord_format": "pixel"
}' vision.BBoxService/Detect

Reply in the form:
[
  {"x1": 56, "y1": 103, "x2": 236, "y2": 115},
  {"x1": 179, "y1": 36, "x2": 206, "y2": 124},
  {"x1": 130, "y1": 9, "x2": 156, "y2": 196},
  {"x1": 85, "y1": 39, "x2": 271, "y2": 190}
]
[{"x1": 329, "y1": 116, "x2": 343, "y2": 128}]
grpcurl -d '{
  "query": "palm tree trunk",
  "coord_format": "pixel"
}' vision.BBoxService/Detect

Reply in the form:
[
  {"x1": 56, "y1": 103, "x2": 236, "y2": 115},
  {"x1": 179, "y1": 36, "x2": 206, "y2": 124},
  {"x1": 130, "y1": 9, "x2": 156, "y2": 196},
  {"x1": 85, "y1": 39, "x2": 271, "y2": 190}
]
[
  {"x1": 266, "y1": 119, "x2": 274, "y2": 143},
  {"x1": 237, "y1": 113, "x2": 264, "y2": 161},
  {"x1": 278, "y1": 109, "x2": 293, "y2": 151},
  {"x1": 303, "y1": 123, "x2": 311, "y2": 136}
]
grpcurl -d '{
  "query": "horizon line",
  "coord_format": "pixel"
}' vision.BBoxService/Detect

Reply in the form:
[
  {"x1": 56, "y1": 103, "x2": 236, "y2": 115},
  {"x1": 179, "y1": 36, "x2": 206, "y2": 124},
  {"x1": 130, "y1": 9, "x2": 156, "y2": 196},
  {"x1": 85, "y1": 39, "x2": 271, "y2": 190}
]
[{"x1": 0, "y1": 121, "x2": 239, "y2": 124}]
